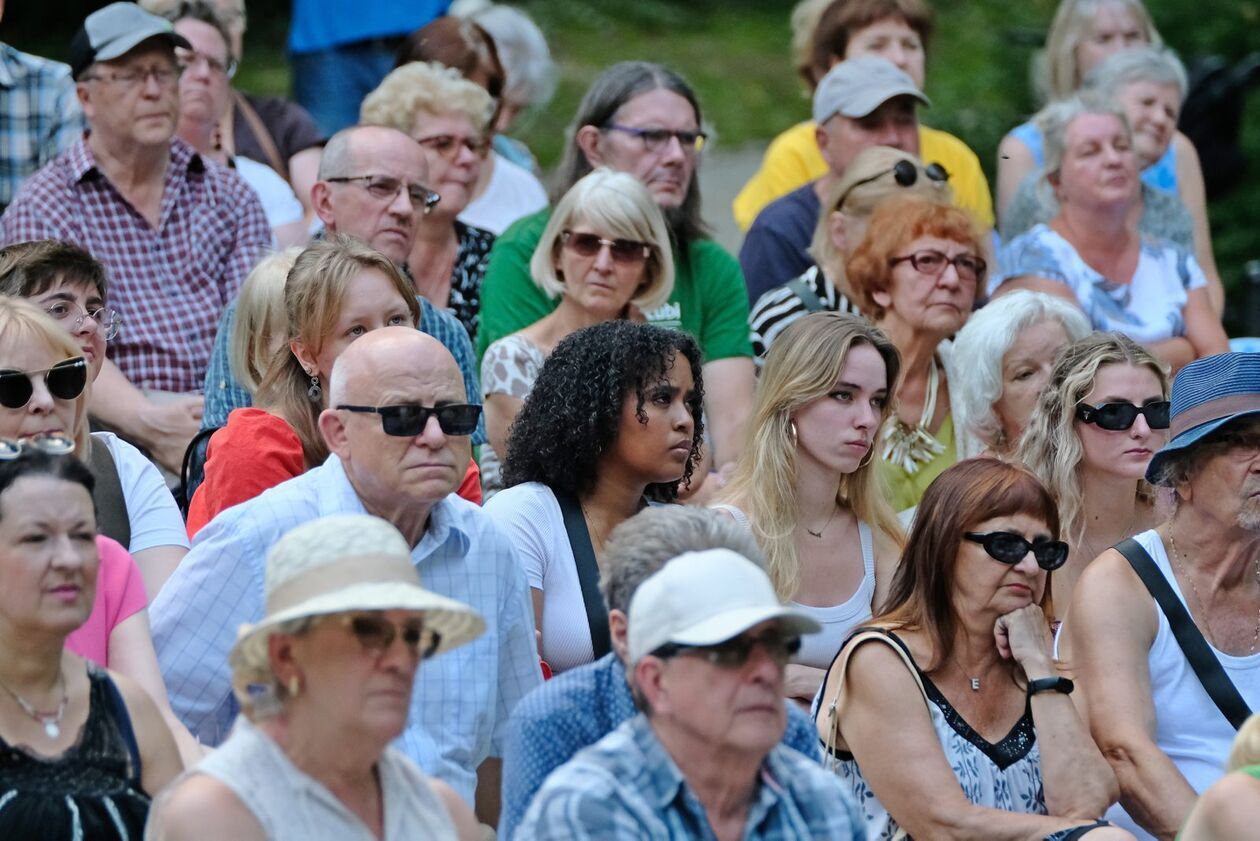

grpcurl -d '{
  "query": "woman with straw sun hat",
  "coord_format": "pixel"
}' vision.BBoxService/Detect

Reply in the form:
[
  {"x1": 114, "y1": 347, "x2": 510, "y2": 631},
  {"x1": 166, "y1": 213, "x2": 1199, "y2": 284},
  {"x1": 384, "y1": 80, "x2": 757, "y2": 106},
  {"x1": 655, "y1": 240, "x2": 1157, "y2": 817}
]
[{"x1": 148, "y1": 514, "x2": 488, "y2": 840}]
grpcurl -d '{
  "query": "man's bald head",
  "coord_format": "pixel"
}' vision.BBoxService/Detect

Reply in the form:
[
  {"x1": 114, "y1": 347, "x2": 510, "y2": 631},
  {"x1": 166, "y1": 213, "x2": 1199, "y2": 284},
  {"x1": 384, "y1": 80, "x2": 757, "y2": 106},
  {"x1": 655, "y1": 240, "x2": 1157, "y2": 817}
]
[{"x1": 329, "y1": 326, "x2": 462, "y2": 406}]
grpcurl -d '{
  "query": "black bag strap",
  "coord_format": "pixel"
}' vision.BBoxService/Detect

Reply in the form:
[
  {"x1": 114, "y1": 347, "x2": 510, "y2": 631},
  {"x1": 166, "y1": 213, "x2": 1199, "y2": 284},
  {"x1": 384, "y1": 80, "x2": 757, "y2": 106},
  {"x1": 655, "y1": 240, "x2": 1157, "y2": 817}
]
[
  {"x1": 554, "y1": 490, "x2": 611, "y2": 659},
  {"x1": 786, "y1": 274, "x2": 826, "y2": 314},
  {"x1": 1115, "y1": 537, "x2": 1252, "y2": 730},
  {"x1": 86, "y1": 438, "x2": 132, "y2": 549},
  {"x1": 178, "y1": 426, "x2": 220, "y2": 516}
]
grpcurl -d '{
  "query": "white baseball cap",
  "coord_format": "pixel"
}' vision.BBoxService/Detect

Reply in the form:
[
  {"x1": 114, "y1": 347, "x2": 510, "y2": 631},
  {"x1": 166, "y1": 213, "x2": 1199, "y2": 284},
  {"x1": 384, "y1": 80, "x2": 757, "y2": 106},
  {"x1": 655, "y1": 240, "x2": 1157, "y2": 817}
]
[{"x1": 628, "y1": 549, "x2": 821, "y2": 664}]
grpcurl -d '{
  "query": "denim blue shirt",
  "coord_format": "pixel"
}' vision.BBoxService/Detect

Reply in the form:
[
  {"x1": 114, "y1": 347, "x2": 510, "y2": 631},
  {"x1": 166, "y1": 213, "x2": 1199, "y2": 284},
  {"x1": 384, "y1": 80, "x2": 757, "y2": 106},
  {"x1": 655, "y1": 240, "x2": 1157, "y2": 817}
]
[
  {"x1": 151, "y1": 455, "x2": 539, "y2": 802},
  {"x1": 499, "y1": 652, "x2": 824, "y2": 839},
  {"x1": 515, "y1": 712, "x2": 864, "y2": 841},
  {"x1": 201, "y1": 295, "x2": 486, "y2": 445}
]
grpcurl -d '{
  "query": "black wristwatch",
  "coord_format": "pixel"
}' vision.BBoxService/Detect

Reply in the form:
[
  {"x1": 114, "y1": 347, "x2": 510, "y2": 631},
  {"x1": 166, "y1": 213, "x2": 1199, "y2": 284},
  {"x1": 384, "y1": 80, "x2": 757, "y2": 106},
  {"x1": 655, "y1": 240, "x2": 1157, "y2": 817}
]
[{"x1": 1027, "y1": 676, "x2": 1074, "y2": 697}]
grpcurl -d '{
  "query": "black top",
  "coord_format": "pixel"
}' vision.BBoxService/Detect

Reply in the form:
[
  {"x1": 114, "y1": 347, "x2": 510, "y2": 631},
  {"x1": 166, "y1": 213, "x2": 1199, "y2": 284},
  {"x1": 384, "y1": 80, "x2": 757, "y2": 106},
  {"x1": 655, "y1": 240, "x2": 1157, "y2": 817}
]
[{"x1": 0, "y1": 666, "x2": 147, "y2": 839}]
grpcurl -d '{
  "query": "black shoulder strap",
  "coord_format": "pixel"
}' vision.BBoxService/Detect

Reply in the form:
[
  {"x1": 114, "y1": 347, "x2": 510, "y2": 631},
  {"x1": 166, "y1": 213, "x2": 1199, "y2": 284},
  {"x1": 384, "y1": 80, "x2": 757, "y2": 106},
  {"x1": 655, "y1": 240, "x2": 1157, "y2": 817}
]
[
  {"x1": 554, "y1": 490, "x2": 611, "y2": 659},
  {"x1": 786, "y1": 275, "x2": 826, "y2": 313},
  {"x1": 1115, "y1": 537, "x2": 1253, "y2": 730},
  {"x1": 178, "y1": 426, "x2": 220, "y2": 516},
  {"x1": 98, "y1": 670, "x2": 143, "y2": 787},
  {"x1": 86, "y1": 438, "x2": 132, "y2": 549}
]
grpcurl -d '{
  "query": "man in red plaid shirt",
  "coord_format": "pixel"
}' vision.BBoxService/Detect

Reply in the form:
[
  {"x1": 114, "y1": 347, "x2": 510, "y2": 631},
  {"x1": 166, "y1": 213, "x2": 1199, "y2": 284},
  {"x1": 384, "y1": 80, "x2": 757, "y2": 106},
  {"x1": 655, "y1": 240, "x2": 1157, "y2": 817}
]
[{"x1": 0, "y1": 3, "x2": 269, "y2": 472}]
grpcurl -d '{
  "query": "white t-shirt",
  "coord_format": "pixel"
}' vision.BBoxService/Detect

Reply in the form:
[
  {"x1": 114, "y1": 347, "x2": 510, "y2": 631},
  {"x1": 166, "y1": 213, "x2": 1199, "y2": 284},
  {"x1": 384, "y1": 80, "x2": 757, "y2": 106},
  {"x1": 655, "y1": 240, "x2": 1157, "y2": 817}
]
[
  {"x1": 93, "y1": 431, "x2": 190, "y2": 554},
  {"x1": 234, "y1": 155, "x2": 304, "y2": 229},
  {"x1": 993, "y1": 224, "x2": 1207, "y2": 343},
  {"x1": 458, "y1": 153, "x2": 548, "y2": 236},
  {"x1": 482, "y1": 481, "x2": 592, "y2": 674}
]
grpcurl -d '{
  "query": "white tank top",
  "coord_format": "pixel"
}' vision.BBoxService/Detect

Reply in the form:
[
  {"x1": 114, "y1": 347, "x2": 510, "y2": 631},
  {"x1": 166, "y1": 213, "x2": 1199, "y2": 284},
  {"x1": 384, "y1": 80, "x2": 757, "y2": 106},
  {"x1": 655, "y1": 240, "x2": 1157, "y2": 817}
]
[
  {"x1": 1102, "y1": 529, "x2": 1260, "y2": 840},
  {"x1": 185, "y1": 717, "x2": 459, "y2": 841},
  {"x1": 710, "y1": 504, "x2": 877, "y2": 669}
]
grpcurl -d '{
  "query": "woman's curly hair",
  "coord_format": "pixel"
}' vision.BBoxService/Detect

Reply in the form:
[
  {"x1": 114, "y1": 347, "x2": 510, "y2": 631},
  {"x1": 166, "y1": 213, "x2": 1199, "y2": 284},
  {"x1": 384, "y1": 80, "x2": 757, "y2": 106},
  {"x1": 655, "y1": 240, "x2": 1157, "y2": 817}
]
[{"x1": 503, "y1": 320, "x2": 705, "y2": 501}]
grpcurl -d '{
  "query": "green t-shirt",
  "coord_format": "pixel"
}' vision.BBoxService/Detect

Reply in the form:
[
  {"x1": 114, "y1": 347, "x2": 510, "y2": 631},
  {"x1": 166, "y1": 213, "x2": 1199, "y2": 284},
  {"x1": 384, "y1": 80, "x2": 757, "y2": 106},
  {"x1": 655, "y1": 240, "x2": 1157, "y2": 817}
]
[
  {"x1": 476, "y1": 208, "x2": 753, "y2": 364},
  {"x1": 878, "y1": 413, "x2": 957, "y2": 514}
]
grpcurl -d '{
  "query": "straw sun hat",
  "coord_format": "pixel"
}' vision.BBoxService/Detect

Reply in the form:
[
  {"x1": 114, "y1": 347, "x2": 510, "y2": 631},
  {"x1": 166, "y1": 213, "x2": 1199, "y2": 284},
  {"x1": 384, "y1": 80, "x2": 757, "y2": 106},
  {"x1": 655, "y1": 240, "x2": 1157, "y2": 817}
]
[{"x1": 231, "y1": 514, "x2": 486, "y2": 669}]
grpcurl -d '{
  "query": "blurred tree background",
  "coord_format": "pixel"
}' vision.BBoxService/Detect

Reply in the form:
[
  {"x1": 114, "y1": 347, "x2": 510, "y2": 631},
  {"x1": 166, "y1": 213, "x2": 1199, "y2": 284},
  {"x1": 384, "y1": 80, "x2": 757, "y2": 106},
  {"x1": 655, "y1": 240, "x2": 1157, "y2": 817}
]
[{"x1": 8, "y1": 0, "x2": 1259, "y2": 328}]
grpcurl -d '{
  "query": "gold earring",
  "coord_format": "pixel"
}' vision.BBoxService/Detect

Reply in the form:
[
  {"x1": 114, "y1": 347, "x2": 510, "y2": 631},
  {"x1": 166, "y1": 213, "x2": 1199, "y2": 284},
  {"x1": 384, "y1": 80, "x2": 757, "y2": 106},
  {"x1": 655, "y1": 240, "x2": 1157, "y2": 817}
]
[
  {"x1": 287, "y1": 675, "x2": 301, "y2": 698},
  {"x1": 789, "y1": 419, "x2": 799, "y2": 447},
  {"x1": 858, "y1": 447, "x2": 876, "y2": 469}
]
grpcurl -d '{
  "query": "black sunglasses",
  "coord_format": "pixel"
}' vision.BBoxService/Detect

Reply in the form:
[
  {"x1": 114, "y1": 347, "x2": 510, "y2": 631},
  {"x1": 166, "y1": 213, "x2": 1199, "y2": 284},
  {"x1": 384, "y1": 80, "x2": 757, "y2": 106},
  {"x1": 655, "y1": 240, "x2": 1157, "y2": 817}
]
[
  {"x1": 652, "y1": 630, "x2": 802, "y2": 669},
  {"x1": 834, "y1": 159, "x2": 949, "y2": 211},
  {"x1": 1075, "y1": 401, "x2": 1170, "y2": 431},
  {"x1": 336, "y1": 403, "x2": 482, "y2": 437},
  {"x1": 0, "y1": 357, "x2": 88, "y2": 410},
  {"x1": 964, "y1": 531, "x2": 1069, "y2": 571},
  {"x1": 341, "y1": 614, "x2": 442, "y2": 660}
]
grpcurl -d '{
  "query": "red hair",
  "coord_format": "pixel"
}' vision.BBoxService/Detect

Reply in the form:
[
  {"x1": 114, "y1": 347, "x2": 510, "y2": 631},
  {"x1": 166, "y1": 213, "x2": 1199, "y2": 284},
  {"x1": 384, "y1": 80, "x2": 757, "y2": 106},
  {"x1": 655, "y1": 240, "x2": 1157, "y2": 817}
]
[{"x1": 845, "y1": 195, "x2": 984, "y2": 320}]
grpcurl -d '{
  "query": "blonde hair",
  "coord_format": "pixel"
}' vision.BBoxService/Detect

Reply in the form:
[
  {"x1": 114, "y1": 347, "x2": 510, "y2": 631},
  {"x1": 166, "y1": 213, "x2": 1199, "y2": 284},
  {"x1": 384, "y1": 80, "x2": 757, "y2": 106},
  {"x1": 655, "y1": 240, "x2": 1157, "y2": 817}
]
[
  {"x1": 360, "y1": 61, "x2": 496, "y2": 135},
  {"x1": 530, "y1": 168, "x2": 675, "y2": 313},
  {"x1": 809, "y1": 146, "x2": 954, "y2": 280},
  {"x1": 791, "y1": 0, "x2": 835, "y2": 89},
  {"x1": 1017, "y1": 332, "x2": 1168, "y2": 547},
  {"x1": 230, "y1": 248, "x2": 300, "y2": 396},
  {"x1": 1229, "y1": 714, "x2": 1260, "y2": 771},
  {"x1": 719, "y1": 312, "x2": 904, "y2": 598},
  {"x1": 1038, "y1": 0, "x2": 1161, "y2": 102},
  {"x1": 254, "y1": 236, "x2": 420, "y2": 467},
  {"x1": 0, "y1": 297, "x2": 91, "y2": 458}
]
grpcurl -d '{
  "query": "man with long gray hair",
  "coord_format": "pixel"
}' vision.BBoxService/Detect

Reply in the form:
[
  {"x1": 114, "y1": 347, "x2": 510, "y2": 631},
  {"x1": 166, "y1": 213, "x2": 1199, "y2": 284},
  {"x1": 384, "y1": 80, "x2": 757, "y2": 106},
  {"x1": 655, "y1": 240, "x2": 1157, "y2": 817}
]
[{"x1": 497, "y1": 505, "x2": 821, "y2": 839}]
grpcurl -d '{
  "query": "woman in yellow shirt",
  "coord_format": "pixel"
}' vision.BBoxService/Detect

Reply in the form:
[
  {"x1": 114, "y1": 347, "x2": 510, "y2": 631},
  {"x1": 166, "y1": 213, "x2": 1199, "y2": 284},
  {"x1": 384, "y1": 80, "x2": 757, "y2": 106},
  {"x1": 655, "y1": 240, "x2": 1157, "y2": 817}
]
[{"x1": 733, "y1": 0, "x2": 993, "y2": 233}]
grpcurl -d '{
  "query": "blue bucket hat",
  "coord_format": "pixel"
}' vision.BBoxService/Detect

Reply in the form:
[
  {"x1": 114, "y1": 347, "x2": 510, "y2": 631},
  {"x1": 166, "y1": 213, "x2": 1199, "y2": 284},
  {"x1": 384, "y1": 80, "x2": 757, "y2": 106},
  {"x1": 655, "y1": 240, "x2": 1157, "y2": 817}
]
[{"x1": 1145, "y1": 352, "x2": 1260, "y2": 484}]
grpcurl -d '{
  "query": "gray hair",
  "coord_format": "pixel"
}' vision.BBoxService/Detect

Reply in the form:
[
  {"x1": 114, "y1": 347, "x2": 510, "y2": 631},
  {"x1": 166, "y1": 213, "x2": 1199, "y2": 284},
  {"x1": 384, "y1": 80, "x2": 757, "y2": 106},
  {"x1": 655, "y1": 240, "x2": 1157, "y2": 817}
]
[
  {"x1": 229, "y1": 616, "x2": 317, "y2": 720},
  {"x1": 1035, "y1": 94, "x2": 1131, "y2": 193},
  {"x1": 951, "y1": 291, "x2": 1092, "y2": 459},
  {"x1": 452, "y1": 0, "x2": 557, "y2": 108},
  {"x1": 318, "y1": 126, "x2": 359, "y2": 180},
  {"x1": 1083, "y1": 45, "x2": 1188, "y2": 103},
  {"x1": 600, "y1": 506, "x2": 764, "y2": 614},
  {"x1": 554, "y1": 62, "x2": 710, "y2": 243}
]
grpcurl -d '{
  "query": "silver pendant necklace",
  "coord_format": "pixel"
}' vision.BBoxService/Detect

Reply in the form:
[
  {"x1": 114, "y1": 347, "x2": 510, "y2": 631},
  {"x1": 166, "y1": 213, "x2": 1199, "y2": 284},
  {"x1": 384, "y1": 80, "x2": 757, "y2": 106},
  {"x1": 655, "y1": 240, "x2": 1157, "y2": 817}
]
[{"x1": 0, "y1": 667, "x2": 66, "y2": 739}]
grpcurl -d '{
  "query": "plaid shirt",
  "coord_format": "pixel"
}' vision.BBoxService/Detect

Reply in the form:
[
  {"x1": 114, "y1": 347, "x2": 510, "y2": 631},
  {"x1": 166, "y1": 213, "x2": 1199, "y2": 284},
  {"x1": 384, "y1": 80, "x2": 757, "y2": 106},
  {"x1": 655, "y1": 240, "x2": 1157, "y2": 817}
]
[
  {"x1": 0, "y1": 43, "x2": 84, "y2": 209},
  {"x1": 517, "y1": 714, "x2": 866, "y2": 841},
  {"x1": 0, "y1": 136, "x2": 270, "y2": 392}
]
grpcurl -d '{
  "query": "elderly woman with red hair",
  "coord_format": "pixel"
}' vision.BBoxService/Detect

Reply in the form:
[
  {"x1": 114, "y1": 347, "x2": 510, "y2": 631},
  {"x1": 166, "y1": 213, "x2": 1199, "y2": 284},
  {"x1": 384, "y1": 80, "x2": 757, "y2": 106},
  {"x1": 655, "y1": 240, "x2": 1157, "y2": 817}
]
[{"x1": 845, "y1": 194, "x2": 986, "y2": 512}]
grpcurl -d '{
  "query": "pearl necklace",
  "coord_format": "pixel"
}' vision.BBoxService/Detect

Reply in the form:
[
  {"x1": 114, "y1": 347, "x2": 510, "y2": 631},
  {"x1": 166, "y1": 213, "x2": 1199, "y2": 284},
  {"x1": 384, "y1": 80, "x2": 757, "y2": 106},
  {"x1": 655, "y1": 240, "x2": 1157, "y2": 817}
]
[
  {"x1": 0, "y1": 667, "x2": 67, "y2": 739},
  {"x1": 1168, "y1": 530, "x2": 1260, "y2": 654}
]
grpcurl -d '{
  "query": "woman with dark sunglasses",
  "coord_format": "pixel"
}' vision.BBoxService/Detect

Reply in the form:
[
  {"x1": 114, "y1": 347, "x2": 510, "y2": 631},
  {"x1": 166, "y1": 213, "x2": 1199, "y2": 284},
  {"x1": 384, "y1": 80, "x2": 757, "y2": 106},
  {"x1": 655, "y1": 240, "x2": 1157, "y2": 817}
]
[
  {"x1": 477, "y1": 168, "x2": 674, "y2": 498},
  {"x1": 147, "y1": 515, "x2": 486, "y2": 841},
  {"x1": 186, "y1": 237, "x2": 422, "y2": 537},
  {"x1": 1019, "y1": 333, "x2": 1170, "y2": 609},
  {"x1": 0, "y1": 449, "x2": 184, "y2": 839},
  {"x1": 846, "y1": 194, "x2": 987, "y2": 513},
  {"x1": 749, "y1": 145, "x2": 952, "y2": 366},
  {"x1": 484, "y1": 321, "x2": 703, "y2": 675},
  {"x1": 814, "y1": 458, "x2": 1125, "y2": 840}
]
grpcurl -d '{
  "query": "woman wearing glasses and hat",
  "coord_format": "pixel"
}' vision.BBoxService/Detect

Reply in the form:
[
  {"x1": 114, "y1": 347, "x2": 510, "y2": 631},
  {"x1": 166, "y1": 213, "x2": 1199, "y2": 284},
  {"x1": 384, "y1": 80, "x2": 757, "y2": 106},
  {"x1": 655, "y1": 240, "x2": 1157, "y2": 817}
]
[
  {"x1": 815, "y1": 458, "x2": 1124, "y2": 840},
  {"x1": 749, "y1": 144, "x2": 950, "y2": 366},
  {"x1": 0, "y1": 240, "x2": 189, "y2": 599},
  {"x1": 148, "y1": 514, "x2": 487, "y2": 840},
  {"x1": 1019, "y1": 333, "x2": 1170, "y2": 609},
  {"x1": 0, "y1": 448, "x2": 183, "y2": 838}
]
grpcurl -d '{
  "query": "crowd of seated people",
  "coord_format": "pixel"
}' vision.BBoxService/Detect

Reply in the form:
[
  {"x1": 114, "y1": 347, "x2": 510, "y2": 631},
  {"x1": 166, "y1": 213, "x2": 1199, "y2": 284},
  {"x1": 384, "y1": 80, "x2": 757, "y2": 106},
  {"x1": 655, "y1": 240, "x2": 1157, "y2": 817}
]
[{"x1": 0, "y1": 0, "x2": 1255, "y2": 838}]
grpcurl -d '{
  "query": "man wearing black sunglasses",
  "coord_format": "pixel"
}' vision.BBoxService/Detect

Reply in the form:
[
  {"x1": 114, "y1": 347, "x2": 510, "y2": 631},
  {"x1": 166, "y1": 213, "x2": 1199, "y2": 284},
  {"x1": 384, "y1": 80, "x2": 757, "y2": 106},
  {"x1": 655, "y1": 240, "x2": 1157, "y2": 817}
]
[
  {"x1": 1060, "y1": 352, "x2": 1260, "y2": 840},
  {"x1": 740, "y1": 56, "x2": 934, "y2": 303},
  {"x1": 153, "y1": 327, "x2": 539, "y2": 822},
  {"x1": 518, "y1": 548, "x2": 863, "y2": 839}
]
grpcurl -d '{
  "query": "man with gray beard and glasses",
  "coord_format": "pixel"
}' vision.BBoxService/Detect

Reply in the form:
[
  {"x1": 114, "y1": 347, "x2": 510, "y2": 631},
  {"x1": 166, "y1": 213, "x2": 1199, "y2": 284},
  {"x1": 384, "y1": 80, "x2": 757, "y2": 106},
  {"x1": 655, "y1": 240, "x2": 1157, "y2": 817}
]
[{"x1": 1059, "y1": 352, "x2": 1260, "y2": 841}]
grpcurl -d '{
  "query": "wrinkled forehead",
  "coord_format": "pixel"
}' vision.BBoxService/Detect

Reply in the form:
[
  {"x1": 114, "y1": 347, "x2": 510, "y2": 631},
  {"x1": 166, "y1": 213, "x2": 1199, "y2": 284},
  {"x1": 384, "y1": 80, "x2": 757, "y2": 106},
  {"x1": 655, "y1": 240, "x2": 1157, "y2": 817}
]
[{"x1": 347, "y1": 353, "x2": 465, "y2": 407}]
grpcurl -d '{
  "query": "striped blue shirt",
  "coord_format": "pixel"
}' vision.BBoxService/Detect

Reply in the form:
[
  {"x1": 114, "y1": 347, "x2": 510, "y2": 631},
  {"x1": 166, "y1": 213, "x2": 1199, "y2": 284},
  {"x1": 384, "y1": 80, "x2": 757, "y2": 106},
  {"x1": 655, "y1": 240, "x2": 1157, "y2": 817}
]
[
  {"x1": 0, "y1": 43, "x2": 84, "y2": 209},
  {"x1": 516, "y1": 714, "x2": 865, "y2": 841},
  {"x1": 151, "y1": 455, "x2": 540, "y2": 802},
  {"x1": 201, "y1": 294, "x2": 486, "y2": 445}
]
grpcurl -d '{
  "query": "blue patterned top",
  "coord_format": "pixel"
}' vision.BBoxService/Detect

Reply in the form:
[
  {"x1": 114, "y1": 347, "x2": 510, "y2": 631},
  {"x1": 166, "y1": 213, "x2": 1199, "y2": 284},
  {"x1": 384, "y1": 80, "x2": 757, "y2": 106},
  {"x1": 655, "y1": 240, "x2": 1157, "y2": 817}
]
[
  {"x1": 993, "y1": 224, "x2": 1206, "y2": 343},
  {"x1": 498, "y1": 652, "x2": 822, "y2": 840},
  {"x1": 200, "y1": 295, "x2": 486, "y2": 445},
  {"x1": 516, "y1": 712, "x2": 863, "y2": 841},
  {"x1": 0, "y1": 43, "x2": 85, "y2": 209}
]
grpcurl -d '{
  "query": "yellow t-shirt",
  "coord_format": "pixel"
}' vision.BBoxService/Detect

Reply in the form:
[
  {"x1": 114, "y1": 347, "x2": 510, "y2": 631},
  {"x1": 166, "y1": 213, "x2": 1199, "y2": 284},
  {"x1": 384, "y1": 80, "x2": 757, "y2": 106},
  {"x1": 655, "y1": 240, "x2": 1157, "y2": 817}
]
[{"x1": 732, "y1": 120, "x2": 995, "y2": 232}]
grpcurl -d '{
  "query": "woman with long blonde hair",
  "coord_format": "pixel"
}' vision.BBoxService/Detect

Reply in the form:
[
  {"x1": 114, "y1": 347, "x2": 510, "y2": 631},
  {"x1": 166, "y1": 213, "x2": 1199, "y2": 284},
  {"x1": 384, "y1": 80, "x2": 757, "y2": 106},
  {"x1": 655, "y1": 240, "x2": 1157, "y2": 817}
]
[
  {"x1": 715, "y1": 311, "x2": 904, "y2": 704},
  {"x1": 1018, "y1": 332, "x2": 1170, "y2": 608}
]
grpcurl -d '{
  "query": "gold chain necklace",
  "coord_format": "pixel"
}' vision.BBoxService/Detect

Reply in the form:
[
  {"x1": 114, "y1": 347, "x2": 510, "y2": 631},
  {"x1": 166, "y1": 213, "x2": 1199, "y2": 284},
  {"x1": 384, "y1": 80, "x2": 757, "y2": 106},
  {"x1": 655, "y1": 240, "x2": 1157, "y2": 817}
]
[
  {"x1": 803, "y1": 503, "x2": 839, "y2": 539},
  {"x1": 1167, "y1": 530, "x2": 1260, "y2": 654}
]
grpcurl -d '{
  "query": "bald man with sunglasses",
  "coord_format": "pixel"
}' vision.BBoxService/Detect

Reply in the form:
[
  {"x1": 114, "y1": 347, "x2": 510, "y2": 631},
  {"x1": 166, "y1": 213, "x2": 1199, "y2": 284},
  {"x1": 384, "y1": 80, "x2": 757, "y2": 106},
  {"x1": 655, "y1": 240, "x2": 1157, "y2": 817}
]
[{"x1": 152, "y1": 327, "x2": 540, "y2": 826}]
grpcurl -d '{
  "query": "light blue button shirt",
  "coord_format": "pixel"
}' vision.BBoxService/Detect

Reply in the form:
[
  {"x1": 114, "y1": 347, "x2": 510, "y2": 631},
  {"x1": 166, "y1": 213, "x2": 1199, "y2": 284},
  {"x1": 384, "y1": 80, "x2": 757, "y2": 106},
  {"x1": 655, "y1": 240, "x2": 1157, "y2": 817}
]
[{"x1": 151, "y1": 455, "x2": 541, "y2": 802}]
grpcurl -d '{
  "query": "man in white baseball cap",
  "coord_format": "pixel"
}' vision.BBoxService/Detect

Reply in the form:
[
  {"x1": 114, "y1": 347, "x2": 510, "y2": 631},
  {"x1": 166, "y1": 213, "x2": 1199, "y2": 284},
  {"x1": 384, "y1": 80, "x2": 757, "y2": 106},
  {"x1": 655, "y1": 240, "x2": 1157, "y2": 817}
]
[{"x1": 518, "y1": 548, "x2": 864, "y2": 839}]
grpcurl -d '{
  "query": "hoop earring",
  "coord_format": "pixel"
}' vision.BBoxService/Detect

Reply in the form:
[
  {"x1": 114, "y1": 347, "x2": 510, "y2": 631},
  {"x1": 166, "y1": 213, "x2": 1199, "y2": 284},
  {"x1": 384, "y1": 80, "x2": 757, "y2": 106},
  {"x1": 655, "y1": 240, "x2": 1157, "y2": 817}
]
[
  {"x1": 857, "y1": 447, "x2": 875, "y2": 469},
  {"x1": 307, "y1": 374, "x2": 322, "y2": 402}
]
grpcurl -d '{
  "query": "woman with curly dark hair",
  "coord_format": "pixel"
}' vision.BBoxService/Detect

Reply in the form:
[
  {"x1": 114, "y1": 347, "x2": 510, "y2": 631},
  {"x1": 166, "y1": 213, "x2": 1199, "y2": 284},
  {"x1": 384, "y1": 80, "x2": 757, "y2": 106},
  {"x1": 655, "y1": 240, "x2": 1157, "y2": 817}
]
[{"x1": 483, "y1": 320, "x2": 704, "y2": 674}]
